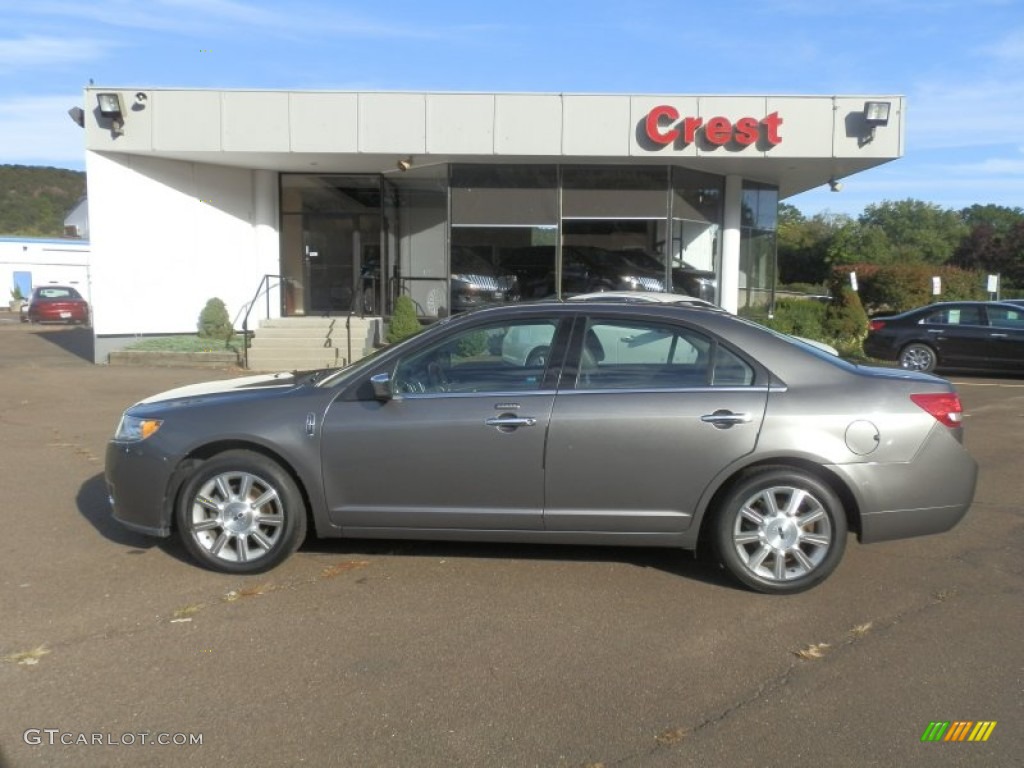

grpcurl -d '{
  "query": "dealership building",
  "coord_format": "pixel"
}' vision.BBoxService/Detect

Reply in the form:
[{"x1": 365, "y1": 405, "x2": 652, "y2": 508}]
[{"x1": 79, "y1": 88, "x2": 903, "y2": 366}]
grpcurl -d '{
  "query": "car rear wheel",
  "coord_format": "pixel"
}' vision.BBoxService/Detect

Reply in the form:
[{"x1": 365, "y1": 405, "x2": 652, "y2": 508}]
[
  {"x1": 176, "y1": 450, "x2": 307, "y2": 574},
  {"x1": 899, "y1": 343, "x2": 937, "y2": 373},
  {"x1": 713, "y1": 468, "x2": 847, "y2": 594}
]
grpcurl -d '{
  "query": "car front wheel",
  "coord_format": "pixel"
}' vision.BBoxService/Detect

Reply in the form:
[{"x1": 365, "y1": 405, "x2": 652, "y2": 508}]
[
  {"x1": 899, "y1": 343, "x2": 937, "y2": 372},
  {"x1": 176, "y1": 450, "x2": 307, "y2": 574},
  {"x1": 713, "y1": 468, "x2": 847, "y2": 594}
]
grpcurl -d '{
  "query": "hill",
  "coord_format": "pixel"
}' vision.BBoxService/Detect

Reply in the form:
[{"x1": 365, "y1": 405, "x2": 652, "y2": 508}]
[{"x1": 0, "y1": 165, "x2": 86, "y2": 237}]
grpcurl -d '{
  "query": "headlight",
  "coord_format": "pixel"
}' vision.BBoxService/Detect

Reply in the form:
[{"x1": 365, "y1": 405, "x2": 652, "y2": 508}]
[{"x1": 114, "y1": 414, "x2": 163, "y2": 442}]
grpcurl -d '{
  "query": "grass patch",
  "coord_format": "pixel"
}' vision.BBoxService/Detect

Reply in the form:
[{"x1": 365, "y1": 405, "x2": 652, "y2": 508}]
[{"x1": 126, "y1": 335, "x2": 243, "y2": 353}]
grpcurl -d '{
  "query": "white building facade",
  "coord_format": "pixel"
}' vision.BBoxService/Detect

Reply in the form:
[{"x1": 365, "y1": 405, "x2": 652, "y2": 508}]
[
  {"x1": 81, "y1": 88, "x2": 904, "y2": 363},
  {"x1": 1, "y1": 237, "x2": 91, "y2": 306}
]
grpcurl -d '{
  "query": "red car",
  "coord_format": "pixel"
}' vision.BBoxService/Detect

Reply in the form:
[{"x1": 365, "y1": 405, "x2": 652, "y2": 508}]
[{"x1": 25, "y1": 285, "x2": 90, "y2": 325}]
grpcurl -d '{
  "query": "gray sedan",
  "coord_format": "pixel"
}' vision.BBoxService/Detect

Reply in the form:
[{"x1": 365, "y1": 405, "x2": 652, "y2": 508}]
[{"x1": 106, "y1": 301, "x2": 978, "y2": 594}]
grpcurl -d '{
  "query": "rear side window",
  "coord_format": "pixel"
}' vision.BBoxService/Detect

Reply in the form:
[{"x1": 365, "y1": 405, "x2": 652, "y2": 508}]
[
  {"x1": 577, "y1": 319, "x2": 753, "y2": 389},
  {"x1": 987, "y1": 306, "x2": 1024, "y2": 328}
]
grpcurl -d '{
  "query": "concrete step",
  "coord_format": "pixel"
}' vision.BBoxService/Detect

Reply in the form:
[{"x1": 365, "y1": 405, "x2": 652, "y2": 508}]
[
  {"x1": 249, "y1": 335, "x2": 363, "y2": 349},
  {"x1": 245, "y1": 316, "x2": 383, "y2": 371},
  {"x1": 253, "y1": 324, "x2": 376, "y2": 340},
  {"x1": 258, "y1": 316, "x2": 380, "y2": 329}
]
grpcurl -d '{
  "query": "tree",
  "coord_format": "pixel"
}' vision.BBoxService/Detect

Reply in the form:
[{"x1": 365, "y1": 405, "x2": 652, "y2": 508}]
[
  {"x1": 952, "y1": 205, "x2": 1024, "y2": 287},
  {"x1": 960, "y1": 204, "x2": 1024, "y2": 233},
  {"x1": 825, "y1": 220, "x2": 892, "y2": 266},
  {"x1": 858, "y1": 199, "x2": 968, "y2": 265},
  {"x1": 777, "y1": 206, "x2": 850, "y2": 285}
]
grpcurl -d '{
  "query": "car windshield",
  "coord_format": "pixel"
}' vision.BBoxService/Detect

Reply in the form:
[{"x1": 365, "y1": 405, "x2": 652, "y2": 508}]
[{"x1": 316, "y1": 314, "x2": 460, "y2": 388}]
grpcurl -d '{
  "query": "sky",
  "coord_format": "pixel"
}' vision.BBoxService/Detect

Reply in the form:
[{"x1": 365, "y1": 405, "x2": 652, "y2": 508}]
[{"x1": 1, "y1": 0, "x2": 1022, "y2": 218}]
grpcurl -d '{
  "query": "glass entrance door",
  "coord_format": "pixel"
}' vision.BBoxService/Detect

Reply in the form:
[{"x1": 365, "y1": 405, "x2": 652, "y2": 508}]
[
  {"x1": 301, "y1": 214, "x2": 379, "y2": 314},
  {"x1": 281, "y1": 175, "x2": 383, "y2": 316}
]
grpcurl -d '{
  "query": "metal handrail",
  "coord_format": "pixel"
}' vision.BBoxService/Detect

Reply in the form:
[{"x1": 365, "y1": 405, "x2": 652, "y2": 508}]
[{"x1": 240, "y1": 273, "x2": 285, "y2": 369}]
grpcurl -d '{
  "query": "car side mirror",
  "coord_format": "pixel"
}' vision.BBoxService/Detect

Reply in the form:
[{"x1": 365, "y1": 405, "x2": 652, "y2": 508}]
[{"x1": 370, "y1": 372, "x2": 394, "y2": 401}]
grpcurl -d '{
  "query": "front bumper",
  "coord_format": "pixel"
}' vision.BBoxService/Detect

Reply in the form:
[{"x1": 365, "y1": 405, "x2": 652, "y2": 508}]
[{"x1": 105, "y1": 439, "x2": 178, "y2": 538}]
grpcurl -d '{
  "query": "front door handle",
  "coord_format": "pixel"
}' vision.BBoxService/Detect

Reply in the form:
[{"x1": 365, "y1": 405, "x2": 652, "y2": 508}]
[
  {"x1": 989, "y1": 332, "x2": 1008, "y2": 339},
  {"x1": 485, "y1": 416, "x2": 537, "y2": 428},
  {"x1": 701, "y1": 410, "x2": 752, "y2": 429}
]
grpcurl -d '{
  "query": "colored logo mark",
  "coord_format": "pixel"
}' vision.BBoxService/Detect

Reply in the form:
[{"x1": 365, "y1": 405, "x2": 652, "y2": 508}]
[{"x1": 921, "y1": 721, "x2": 997, "y2": 742}]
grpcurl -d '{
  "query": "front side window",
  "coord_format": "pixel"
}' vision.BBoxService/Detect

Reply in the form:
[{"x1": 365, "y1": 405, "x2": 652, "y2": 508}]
[
  {"x1": 576, "y1": 319, "x2": 753, "y2": 389},
  {"x1": 393, "y1": 320, "x2": 559, "y2": 394},
  {"x1": 924, "y1": 306, "x2": 983, "y2": 326}
]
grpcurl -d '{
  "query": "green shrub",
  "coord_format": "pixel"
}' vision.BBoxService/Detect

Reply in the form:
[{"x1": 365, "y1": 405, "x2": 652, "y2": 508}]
[
  {"x1": 456, "y1": 330, "x2": 488, "y2": 358},
  {"x1": 823, "y1": 287, "x2": 868, "y2": 339},
  {"x1": 197, "y1": 297, "x2": 233, "y2": 342},
  {"x1": 763, "y1": 298, "x2": 827, "y2": 338},
  {"x1": 386, "y1": 295, "x2": 422, "y2": 343},
  {"x1": 830, "y1": 263, "x2": 986, "y2": 313}
]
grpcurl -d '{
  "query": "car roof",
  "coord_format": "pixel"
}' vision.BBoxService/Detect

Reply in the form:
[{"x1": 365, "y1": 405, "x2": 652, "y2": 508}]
[{"x1": 566, "y1": 291, "x2": 724, "y2": 310}]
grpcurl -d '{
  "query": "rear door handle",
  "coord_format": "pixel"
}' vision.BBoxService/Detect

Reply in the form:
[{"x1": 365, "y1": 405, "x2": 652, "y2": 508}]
[
  {"x1": 701, "y1": 410, "x2": 752, "y2": 429},
  {"x1": 989, "y1": 333, "x2": 1008, "y2": 339}
]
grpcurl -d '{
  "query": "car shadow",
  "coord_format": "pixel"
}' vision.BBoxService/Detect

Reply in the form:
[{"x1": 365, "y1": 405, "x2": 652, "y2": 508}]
[
  {"x1": 77, "y1": 473, "x2": 162, "y2": 552},
  {"x1": 31, "y1": 325, "x2": 95, "y2": 362},
  {"x1": 79, "y1": 472, "x2": 741, "y2": 589},
  {"x1": 298, "y1": 533, "x2": 741, "y2": 591}
]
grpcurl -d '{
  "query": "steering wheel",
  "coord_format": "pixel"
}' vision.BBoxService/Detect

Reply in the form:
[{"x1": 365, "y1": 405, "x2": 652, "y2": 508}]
[{"x1": 426, "y1": 360, "x2": 450, "y2": 392}]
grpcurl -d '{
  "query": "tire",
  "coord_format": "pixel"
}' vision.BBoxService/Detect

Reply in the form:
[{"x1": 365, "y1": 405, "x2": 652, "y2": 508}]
[
  {"x1": 176, "y1": 450, "x2": 307, "y2": 574},
  {"x1": 713, "y1": 468, "x2": 847, "y2": 594},
  {"x1": 899, "y1": 343, "x2": 937, "y2": 373},
  {"x1": 525, "y1": 346, "x2": 550, "y2": 368}
]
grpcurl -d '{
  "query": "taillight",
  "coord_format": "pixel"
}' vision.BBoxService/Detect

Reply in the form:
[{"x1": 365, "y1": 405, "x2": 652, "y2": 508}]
[
  {"x1": 910, "y1": 392, "x2": 963, "y2": 428},
  {"x1": 869, "y1": 319, "x2": 886, "y2": 331}
]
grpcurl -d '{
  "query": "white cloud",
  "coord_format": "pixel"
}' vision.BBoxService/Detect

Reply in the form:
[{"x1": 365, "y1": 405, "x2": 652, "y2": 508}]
[
  {"x1": 0, "y1": 95, "x2": 87, "y2": 167},
  {"x1": 907, "y1": 79, "x2": 1024, "y2": 151},
  {"x1": 12, "y1": 0, "x2": 443, "y2": 40},
  {"x1": 0, "y1": 35, "x2": 107, "y2": 73},
  {"x1": 981, "y1": 29, "x2": 1024, "y2": 61}
]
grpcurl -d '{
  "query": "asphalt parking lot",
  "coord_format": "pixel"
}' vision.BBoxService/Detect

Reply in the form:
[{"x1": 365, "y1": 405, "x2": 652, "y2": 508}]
[{"x1": 1, "y1": 319, "x2": 1021, "y2": 768}]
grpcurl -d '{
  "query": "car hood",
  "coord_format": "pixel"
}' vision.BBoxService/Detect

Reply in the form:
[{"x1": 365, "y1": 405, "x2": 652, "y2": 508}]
[{"x1": 137, "y1": 372, "x2": 300, "y2": 405}]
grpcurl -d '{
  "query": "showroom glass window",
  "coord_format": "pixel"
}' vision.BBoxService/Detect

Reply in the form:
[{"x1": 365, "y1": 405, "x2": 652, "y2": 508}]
[
  {"x1": 450, "y1": 165, "x2": 558, "y2": 308},
  {"x1": 561, "y1": 166, "x2": 670, "y2": 297},
  {"x1": 671, "y1": 169, "x2": 723, "y2": 302},
  {"x1": 739, "y1": 181, "x2": 779, "y2": 311}
]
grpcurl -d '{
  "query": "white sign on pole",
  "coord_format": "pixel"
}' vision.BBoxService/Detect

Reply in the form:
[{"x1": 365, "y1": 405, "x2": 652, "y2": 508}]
[
  {"x1": 849, "y1": 271, "x2": 858, "y2": 291},
  {"x1": 932, "y1": 276, "x2": 942, "y2": 295},
  {"x1": 987, "y1": 274, "x2": 999, "y2": 293}
]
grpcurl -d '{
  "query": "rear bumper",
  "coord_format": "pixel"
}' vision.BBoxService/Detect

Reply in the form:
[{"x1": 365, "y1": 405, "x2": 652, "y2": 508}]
[{"x1": 834, "y1": 426, "x2": 978, "y2": 544}]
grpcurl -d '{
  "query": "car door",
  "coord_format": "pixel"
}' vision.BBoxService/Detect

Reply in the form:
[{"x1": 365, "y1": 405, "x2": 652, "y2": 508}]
[
  {"x1": 982, "y1": 304, "x2": 1024, "y2": 370},
  {"x1": 543, "y1": 315, "x2": 768, "y2": 533},
  {"x1": 918, "y1": 304, "x2": 989, "y2": 368},
  {"x1": 319, "y1": 316, "x2": 569, "y2": 531}
]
